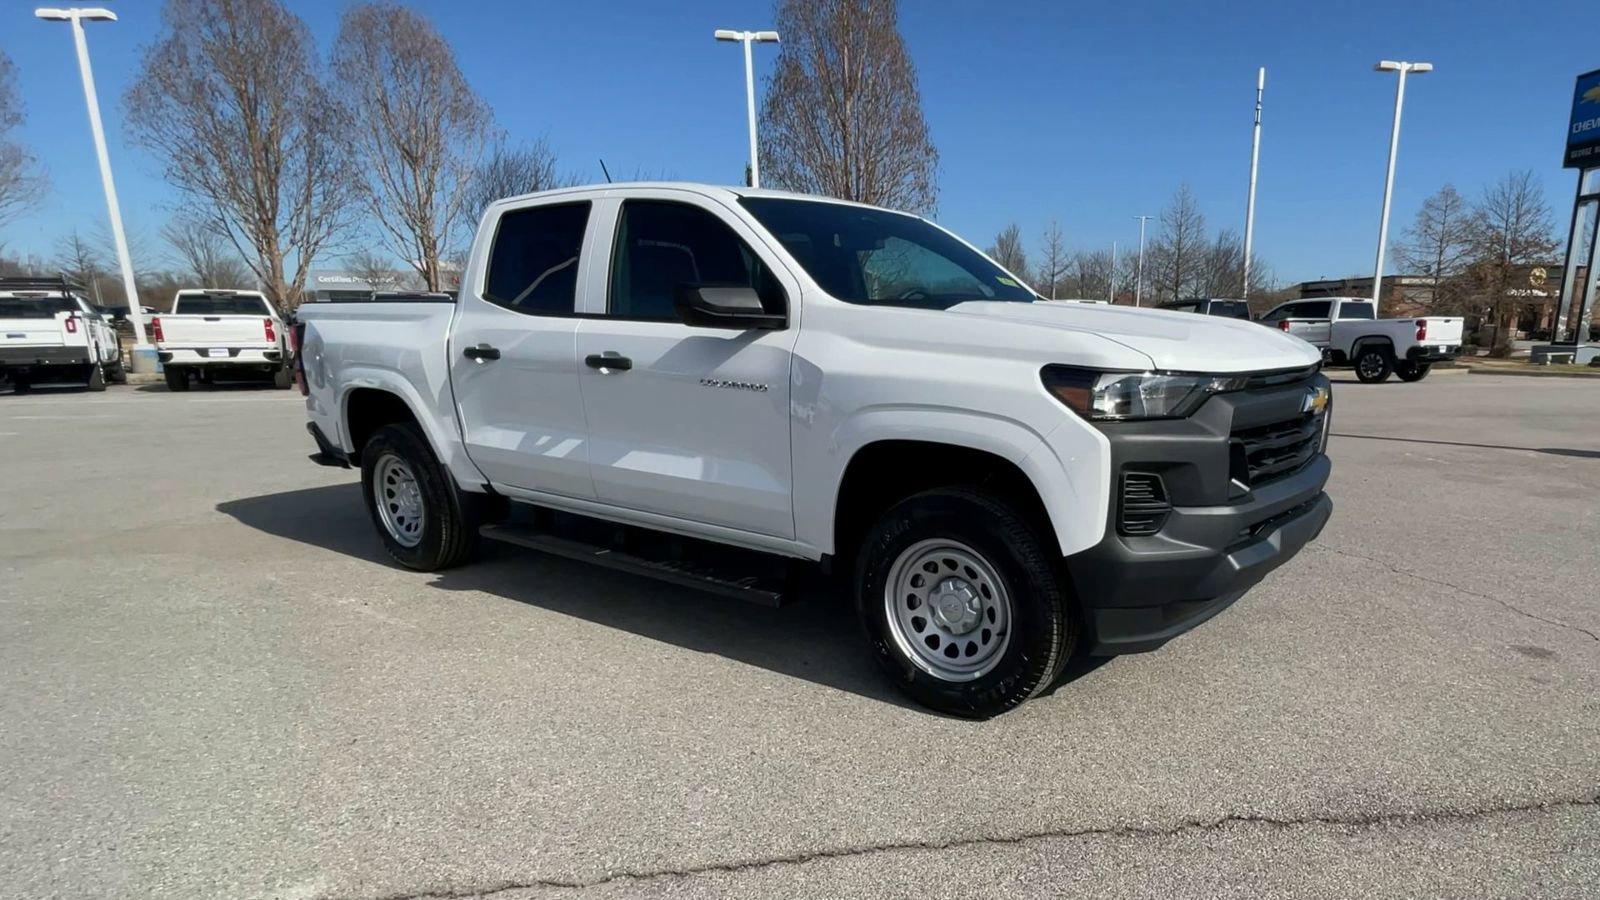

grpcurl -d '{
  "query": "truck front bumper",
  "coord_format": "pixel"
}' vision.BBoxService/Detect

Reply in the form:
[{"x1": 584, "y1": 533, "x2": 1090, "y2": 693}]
[
  {"x1": 1065, "y1": 371, "x2": 1333, "y2": 655},
  {"x1": 0, "y1": 346, "x2": 92, "y2": 369}
]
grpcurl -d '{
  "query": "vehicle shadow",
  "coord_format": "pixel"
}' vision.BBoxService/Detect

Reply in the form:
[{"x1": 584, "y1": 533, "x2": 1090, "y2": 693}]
[
  {"x1": 1333, "y1": 432, "x2": 1600, "y2": 460},
  {"x1": 216, "y1": 483, "x2": 921, "y2": 711},
  {"x1": 134, "y1": 381, "x2": 281, "y2": 393}
]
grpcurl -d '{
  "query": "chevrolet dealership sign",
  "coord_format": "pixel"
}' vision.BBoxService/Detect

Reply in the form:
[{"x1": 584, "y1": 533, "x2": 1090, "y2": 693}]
[{"x1": 1566, "y1": 68, "x2": 1600, "y2": 169}]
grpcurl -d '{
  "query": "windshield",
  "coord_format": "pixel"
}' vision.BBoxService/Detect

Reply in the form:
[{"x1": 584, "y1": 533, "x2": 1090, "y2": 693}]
[
  {"x1": 173, "y1": 293, "x2": 270, "y2": 316},
  {"x1": 739, "y1": 197, "x2": 1036, "y2": 309},
  {"x1": 0, "y1": 296, "x2": 76, "y2": 318}
]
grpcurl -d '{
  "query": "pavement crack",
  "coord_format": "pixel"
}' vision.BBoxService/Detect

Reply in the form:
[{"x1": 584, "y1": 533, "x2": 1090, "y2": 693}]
[
  {"x1": 1312, "y1": 545, "x2": 1600, "y2": 643},
  {"x1": 344, "y1": 791, "x2": 1600, "y2": 899}
]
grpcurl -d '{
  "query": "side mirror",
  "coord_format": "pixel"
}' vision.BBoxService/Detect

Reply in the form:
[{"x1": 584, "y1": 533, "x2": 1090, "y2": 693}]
[{"x1": 673, "y1": 284, "x2": 785, "y2": 330}]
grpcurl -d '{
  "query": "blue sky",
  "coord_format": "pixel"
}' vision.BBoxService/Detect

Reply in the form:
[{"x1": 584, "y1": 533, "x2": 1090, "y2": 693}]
[{"x1": 0, "y1": 0, "x2": 1593, "y2": 284}]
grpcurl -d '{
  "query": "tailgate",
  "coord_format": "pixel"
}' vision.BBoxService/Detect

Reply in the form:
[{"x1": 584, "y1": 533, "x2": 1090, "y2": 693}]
[
  {"x1": 158, "y1": 315, "x2": 271, "y2": 347},
  {"x1": 1421, "y1": 318, "x2": 1464, "y2": 345},
  {"x1": 0, "y1": 314, "x2": 77, "y2": 348}
]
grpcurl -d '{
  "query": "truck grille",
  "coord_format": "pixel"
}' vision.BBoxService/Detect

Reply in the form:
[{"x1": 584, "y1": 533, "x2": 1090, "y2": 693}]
[{"x1": 1231, "y1": 414, "x2": 1322, "y2": 487}]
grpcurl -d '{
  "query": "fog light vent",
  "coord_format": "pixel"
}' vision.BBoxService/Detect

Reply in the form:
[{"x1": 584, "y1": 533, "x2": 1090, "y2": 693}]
[{"x1": 1119, "y1": 472, "x2": 1171, "y2": 536}]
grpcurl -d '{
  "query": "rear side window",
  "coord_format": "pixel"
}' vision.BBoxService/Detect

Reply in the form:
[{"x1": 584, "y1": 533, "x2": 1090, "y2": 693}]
[
  {"x1": 608, "y1": 200, "x2": 784, "y2": 320},
  {"x1": 483, "y1": 202, "x2": 591, "y2": 315},
  {"x1": 1338, "y1": 302, "x2": 1375, "y2": 319},
  {"x1": 1293, "y1": 301, "x2": 1331, "y2": 319},
  {"x1": 1207, "y1": 300, "x2": 1250, "y2": 318},
  {"x1": 174, "y1": 294, "x2": 270, "y2": 315}
]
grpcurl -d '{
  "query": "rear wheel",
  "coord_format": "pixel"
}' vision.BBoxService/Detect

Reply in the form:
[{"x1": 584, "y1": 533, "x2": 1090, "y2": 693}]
[
  {"x1": 164, "y1": 366, "x2": 190, "y2": 392},
  {"x1": 1354, "y1": 346, "x2": 1393, "y2": 383},
  {"x1": 85, "y1": 362, "x2": 106, "y2": 392},
  {"x1": 855, "y1": 487, "x2": 1074, "y2": 718},
  {"x1": 106, "y1": 361, "x2": 128, "y2": 384},
  {"x1": 360, "y1": 422, "x2": 484, "y2": 571},
  {"x1": 9, "y1": 375, "x2": 29, "y2": 393},
  {"x1": 1395, "y1": 360, "x2": 1431, "y2": 382}
]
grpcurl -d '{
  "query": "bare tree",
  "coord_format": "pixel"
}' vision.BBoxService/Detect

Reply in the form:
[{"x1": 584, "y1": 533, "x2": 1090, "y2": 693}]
[
  {"x1": 463, "y1": 138, "x2": 571, "y2": 221},
  {"x1": 1035, "y1": 219, "x2": 1069, "y2": 300},
  {"x1": 986, "y1": 223, "x2": 1030, "y2": 286},
  {"x1": 1150, "y1": 184, "x2": 1207, "y2": 302},
  {"x1": 1198, "y1": 228, "x2": 1246, "y2": 298},
  {"x1": 124, "y1": 0, "x2": 354, "y2": 312},
  {"x1": 1394, "y1": 184, "x2": 1473, "y2": 312},
  {"x1": 333, "y1": 3, "x2": 493, "y2": 291},
  {"x1": 1469, "y1": 171, "x2": 1558, "y2": 356},
  {"x1": 760, "y1": 0, "x2": 938, "y2": 214},
  {"x1": 344, "y1": 249, "x2": 406, "y2": 291},
  {"x1": 162, "y1": 217, "x2": 251, "y2": 288},
  {"x1": 1072, "y1": 249, "x2": 1114, "y2": 302},
  {"x1": 54, "y1": 230, "x2": 107, "y2": 289},
  {"x1": 0, "y1": 50, "x2": 46, "y2": 234}
]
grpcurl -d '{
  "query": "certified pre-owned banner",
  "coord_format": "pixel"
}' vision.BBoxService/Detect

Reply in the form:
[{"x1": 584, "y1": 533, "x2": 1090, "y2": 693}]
[{"x1": 1567, "y1": 68, "x2": 1600, "y2": 169}]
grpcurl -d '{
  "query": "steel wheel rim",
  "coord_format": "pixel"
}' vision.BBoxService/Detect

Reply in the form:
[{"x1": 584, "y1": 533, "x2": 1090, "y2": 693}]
[
  {"x1": 884, "y1": 538, "x2": 1013, "y2": 681},
  {"x1": 1359, "y1": 353, "x2": 1383, "y2": 378},
  {"x1": 374, "y1": 454, "x2": 425, "y2": 548}
]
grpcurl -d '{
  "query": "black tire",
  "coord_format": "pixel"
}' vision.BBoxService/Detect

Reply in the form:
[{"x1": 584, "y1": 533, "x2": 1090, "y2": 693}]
[
  {"x1": 107, "y1": 362, "x2": 128, "y2": 384},
  {"x1": 9, "y1": 375, "x2": 29, "y2": 394},
  {"x1": 164, "y1": 366, "x2": 190, "y2": 392},
  {"x1": 360, "y1": 422, "x2": 484, "y2": 571},
  {"x1": 855, "y1": 487, "x2": 1075, "y2": 718},
  {"x1": 85, "y1": 363, "x2": 107, "y2": 392},
  {"x1": 1395, "y1": 360, "x2": 1431, "y2": 382},
  {"x1": 1354, "y1": 346, "x2": 1393, "y2": 383}
]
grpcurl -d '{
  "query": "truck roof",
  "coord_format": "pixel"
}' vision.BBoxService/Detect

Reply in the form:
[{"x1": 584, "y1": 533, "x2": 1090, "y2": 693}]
[{"x1": 485, "y1": 181, "x2": 909, "y2": 216}]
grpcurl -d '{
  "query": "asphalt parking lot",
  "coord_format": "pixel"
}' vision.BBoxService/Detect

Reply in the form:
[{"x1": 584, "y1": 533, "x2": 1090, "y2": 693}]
[{"x1": 2, "y1": 373, "x2": 1597, "y2": 899}]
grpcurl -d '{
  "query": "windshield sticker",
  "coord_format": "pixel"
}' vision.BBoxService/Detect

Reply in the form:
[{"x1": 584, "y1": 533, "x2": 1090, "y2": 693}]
[{"x1": 996, "y1": 277, "x2": 1019, "y2": 287}]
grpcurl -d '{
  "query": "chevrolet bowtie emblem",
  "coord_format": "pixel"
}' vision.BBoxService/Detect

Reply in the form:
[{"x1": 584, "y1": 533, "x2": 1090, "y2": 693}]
[{"x1": 1303, "y1": 385, "x2": 1330, "y2": 414}]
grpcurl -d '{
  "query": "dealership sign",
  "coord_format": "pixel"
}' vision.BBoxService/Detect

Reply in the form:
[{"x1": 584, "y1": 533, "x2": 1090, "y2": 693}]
[{"x1": 1566, "y1": 68, "x2": 1600, "y2": 168}]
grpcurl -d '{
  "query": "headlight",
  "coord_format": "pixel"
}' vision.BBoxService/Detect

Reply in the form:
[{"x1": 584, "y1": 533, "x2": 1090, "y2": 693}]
[{"x1": 1041, "y1": 366, "x2": 1247, "y2": 421}]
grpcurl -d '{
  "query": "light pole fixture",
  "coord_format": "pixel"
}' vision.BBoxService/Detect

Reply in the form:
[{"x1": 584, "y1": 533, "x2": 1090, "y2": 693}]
[
  {"x1": 1242, "y1": 67, "x2": 1264, "y2": 301},
  {"x1": 35, "y1": 6, "x2": 154, "y2": 365},
  {"x1": 1133, "y1": 215, "x2": 1152, "y2": 307},
  {"x1": 1370, "y1": 59, "x2": 1432, "y2": 314},
  {"x1": 714, "y1": 29, "x2": 779, "y2": 189}
]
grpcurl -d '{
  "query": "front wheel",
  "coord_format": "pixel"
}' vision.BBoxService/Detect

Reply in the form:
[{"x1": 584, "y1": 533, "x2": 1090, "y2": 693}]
[
  {"x1": 164, "y1": 366, "x2": 190, "y2": 392},
  {"x1": 1354, "y1": 347, "x2": 1393, "y2": 383},
  {"x1": 106, "y1": 362, "x2": 128, "y2": 384},
  {"x1": 360, "y1": 422, "x2": 483, "y2": 571},
  {"x1": 1395, "y1": 360, "x2": 1431, "y2": 382},
  {"x1": 855, "y1": 487, "x2": 1075, "y2": 718}
]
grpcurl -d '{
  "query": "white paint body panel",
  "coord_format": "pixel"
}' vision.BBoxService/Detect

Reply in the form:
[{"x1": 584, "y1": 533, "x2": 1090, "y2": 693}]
[{"x1": 300, "y1": 183, "x2": 1321, "y2": 562}]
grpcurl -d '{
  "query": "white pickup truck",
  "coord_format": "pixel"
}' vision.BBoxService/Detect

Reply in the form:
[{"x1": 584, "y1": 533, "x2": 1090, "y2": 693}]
[
  {"x1": 153, "y1": 289, "x2": 291, "y2": 391},
  {"x1": 0, "y1": 277, "x2": 125, "y2": 392},
  {"x1": 1258, "y1": 296, "x2": 1464, "y2": 383},
  {"x1": 296, "y1": 183, "x2": 1333, "y2": 716}
]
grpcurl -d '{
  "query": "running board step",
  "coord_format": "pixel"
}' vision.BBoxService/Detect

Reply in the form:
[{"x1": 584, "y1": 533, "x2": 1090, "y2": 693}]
[{"x1": 478, "y1": 523, "x2": 790, "y2": 607}]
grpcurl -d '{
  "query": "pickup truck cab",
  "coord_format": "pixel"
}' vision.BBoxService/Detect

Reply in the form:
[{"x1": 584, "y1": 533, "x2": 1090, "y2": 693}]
[
  {"x1": 1160, "y1": 297, "x2": 1251, "y2": 319},
  {"x1": 0, "y1": 277, "x2": 125, "y2": 392},
  {"x1": 153, "y1": 289, "x2": 290, "y2": 391},
  {"x1": 1258, "y1": 296, "x2": 1463, "y2": 383},
  {"x1": 297, "y1": 183, "x2": 1333, "y2": 716}
]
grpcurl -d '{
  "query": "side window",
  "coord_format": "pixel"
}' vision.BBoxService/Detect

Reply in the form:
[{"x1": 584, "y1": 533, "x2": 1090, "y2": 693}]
[
  {"x1": 1338, "y1": 302, "x2": 1375, "y2": 320},
  {"x1": 483, "y1": 201, "x2": 591, "y2": 315},
  {"x1": 1298, "y1": 301, "x2": 1332, "y2": 319},
  {"x1": 1261, "y1": 304, "x2": 1294, "y2": 322},
  {"x1": 1169, "y1": 301, "x2": 1199, "y2": 313},
  {"x1": 609, "y1": 200, "x2": 784, "y2": 320}
]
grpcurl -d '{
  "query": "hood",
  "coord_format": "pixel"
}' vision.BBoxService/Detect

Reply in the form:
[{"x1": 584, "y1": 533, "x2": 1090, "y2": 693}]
[{"x1": 945, "y1": 301, "x2": 1320, "y2": 373}]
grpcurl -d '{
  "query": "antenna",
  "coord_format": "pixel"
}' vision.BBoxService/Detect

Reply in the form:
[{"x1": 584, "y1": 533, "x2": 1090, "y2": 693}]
[{"x1": 598, "y1": 158, "x2": 613, "y2": 184}]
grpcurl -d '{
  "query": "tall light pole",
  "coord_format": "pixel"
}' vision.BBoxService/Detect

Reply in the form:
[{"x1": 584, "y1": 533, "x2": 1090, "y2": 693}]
[
  {"x1": 36, "y1": 7, "x2": 153, "y2": 369},
  {"x1": 1242, "y1": 67, "x2": 1264, "y2": 300},
  {"x1": 714, "y1": 29, "x2": 779, "y2": 189},
  {"x1": 1370, "y1": 59, "x2": 1432, "y2": 314},
  {"x1": 1133, "y1": 215, "x2": 1152, "y2": 307}
]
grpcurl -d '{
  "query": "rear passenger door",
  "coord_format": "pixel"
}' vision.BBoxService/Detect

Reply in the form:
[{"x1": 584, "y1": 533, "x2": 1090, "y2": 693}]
[
  {"x1": 574, "y1": 193, "x2": 800, "y2": 540},
  {"x1": 451, "y1": 199, "x2": 598, "y2": 500}
]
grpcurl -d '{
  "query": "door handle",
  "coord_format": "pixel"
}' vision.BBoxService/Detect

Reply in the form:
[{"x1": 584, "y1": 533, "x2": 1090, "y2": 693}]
[
  {"x1": 463, "y1": 344, "x2": 500, "y2": 362},
  {"x1": 585, "y1": 352, "x2": 632, "y2": 372}
]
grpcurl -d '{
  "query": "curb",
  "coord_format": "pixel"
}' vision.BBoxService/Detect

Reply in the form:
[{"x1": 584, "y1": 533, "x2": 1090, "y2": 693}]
[{"x1": 1461, "y1": 365, "x2": 1600, "y2": 380}]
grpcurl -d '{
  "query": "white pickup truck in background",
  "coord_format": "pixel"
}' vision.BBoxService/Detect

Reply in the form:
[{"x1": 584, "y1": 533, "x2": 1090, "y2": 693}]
[
  {"x1": 0, "y1": 277, "x2": 126, "y2": 392},
  {"x1": 295, "y1": 182, "x2": 1333, "y2": 717},
  {"x1": 1258, "y1": 296, "x2": 1464, "y2": 383},
  {"x1": 153, "y1": 290, "x2": 291, "y2": 391}
]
